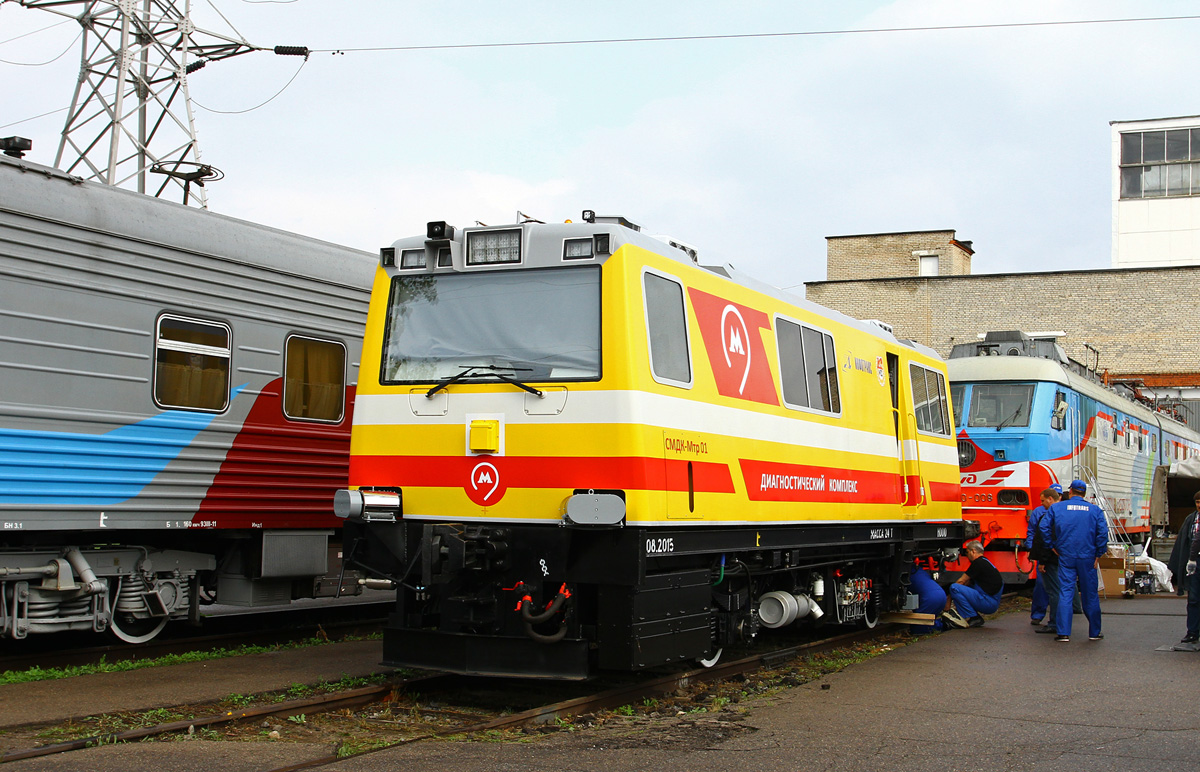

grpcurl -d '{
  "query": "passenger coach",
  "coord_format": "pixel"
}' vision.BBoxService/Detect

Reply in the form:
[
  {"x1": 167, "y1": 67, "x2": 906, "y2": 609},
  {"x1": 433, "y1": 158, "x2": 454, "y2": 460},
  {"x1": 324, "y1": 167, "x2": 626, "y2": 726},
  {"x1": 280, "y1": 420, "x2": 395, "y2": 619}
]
[
  {"x1": 0, "y1": 154, "x2": 376, "y2": 643},
  {"x1": 339, "y1": 214, "x2": 970, "y2": 678}
]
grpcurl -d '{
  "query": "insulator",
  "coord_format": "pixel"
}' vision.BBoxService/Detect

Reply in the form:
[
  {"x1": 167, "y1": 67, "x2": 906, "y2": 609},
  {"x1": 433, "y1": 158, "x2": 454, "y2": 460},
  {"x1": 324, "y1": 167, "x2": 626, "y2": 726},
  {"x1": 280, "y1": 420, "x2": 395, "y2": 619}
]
[
  {"x1": 185, "y1": 59, "x2": 207, "y2": 74},
  {"x1": 273, "y1": 45, "x2": 310, "y2": 57}
]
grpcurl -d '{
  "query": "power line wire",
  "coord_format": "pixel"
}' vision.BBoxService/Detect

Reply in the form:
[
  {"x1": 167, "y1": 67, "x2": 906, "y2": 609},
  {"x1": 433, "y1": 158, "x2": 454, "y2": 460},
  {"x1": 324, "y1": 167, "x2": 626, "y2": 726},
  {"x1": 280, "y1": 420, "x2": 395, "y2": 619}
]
[
  {"x1": 0, "y1": 29, "x2": 80, "y2": 66},
  {"x1": 308, "y1": 14, "x2": 1200, "y2": 54},
  {"x1": 0, "y1": 105, "x2": 66, "y2": 130},
  {"x1": 0, "y1": 16, "x2": 71, "y2": 47},
  {"x1": 191, "y1": 56, "x2": 306, "y2": 114}
]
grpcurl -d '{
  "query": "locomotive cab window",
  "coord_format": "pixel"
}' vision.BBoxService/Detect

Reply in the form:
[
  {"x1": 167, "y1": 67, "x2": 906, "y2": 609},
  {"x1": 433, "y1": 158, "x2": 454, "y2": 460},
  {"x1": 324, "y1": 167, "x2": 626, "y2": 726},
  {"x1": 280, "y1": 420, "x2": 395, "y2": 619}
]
[
  {"x1": 154, "y1": 315, "x2": 231, "y2": 411},
  {"x1": 643, "y1": 271, "x2": 692, "y2": 387},
  {"x1": 910, "y1": 363, "x2": 951, "y2": 436},
  {"x1": 775, "y1": 317, "x2": 841, "y2": 414},
  {"x1": 381, "y1": 266, "x2": 601, "y2": 383},
  {"x1": 967, "y1": 383, "x2": 1033, "y2": 428},
  {"x1": 284, "y1": 336, "x2": 346, "y2": 422}
]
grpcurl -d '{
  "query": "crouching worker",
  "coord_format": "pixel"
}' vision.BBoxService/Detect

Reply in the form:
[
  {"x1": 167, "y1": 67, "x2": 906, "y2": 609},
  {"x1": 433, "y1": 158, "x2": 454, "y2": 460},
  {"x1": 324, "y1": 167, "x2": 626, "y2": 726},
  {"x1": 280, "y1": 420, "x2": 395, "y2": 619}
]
[
  {"x1": 943, "y1": 541, "x2": 1004, "y2": 628},
  {"x1": 907, "y1": 564, "x2": 947, "y2": 634}
]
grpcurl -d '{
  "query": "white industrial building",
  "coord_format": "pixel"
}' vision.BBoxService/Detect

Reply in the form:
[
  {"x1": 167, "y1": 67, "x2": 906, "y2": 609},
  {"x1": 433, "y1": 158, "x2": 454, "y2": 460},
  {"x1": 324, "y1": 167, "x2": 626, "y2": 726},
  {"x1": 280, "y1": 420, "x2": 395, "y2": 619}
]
[{"x1": 1111, "y1": 115, "x2": 1200, "y2": 268}]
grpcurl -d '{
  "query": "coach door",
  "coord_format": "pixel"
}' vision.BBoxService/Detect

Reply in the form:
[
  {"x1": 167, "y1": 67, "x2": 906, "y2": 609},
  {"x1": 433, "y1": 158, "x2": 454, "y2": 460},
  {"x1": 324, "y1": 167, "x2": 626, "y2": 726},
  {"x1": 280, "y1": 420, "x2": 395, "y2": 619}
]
[{"x1": 890, "y1": 353, "x2": 926, "y2": 515}]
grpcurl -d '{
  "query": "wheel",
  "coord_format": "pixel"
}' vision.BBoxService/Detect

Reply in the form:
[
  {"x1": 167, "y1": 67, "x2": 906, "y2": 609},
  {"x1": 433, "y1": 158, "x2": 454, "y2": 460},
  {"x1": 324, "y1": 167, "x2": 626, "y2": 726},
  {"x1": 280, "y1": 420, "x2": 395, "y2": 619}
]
[
  {"x1": 698, "y1": 648, "x2": 723, "y2": 668},
  {"x1": 107, "y1": 576, "x2": 169, "y2": 643},
  {"x1": 109, "y1": 612, "x2": 168, "y2": 644}
]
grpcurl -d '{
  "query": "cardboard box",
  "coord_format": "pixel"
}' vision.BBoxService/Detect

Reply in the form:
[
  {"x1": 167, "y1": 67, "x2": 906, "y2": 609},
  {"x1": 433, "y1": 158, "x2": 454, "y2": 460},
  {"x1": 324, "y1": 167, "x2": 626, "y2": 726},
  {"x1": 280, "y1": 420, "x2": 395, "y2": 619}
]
[
  {"x1": 1097, "y1": 556, "x2": 1126, "y2": 571},
  {"x1": 1099, "y1": 568, "x2": 1131, "y2": 598},
  {"x1": 1107, "y1": 544, "x2": 1129, "y2": 560}
]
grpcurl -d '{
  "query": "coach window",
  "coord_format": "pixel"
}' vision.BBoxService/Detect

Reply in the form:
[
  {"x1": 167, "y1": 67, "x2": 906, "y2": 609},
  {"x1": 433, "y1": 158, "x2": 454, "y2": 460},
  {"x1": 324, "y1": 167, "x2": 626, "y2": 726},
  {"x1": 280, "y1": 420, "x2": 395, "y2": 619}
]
[
  {"x1": 154, "y1": 315, "x2": 231, "y2": 411},
  {"x1": 776, "y1": 318, "x2": 840, "y2": 414},
  {"x1": 284, "y1": 335, "x2": 346, "y2": 422},
  {"x1": 643, "y1": 272, "x2": 692, "y2": 387},
  {"x1": 910, "y1": 364, "x2": 951, "y2": 436}
]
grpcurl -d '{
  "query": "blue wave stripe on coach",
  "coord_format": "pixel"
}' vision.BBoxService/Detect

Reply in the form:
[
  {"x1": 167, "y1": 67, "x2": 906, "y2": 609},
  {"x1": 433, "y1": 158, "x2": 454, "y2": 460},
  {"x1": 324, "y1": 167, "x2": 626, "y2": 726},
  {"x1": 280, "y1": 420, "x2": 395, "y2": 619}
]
[{"x1": 0, "y1": 385, "x2": 246, "y2": 506}]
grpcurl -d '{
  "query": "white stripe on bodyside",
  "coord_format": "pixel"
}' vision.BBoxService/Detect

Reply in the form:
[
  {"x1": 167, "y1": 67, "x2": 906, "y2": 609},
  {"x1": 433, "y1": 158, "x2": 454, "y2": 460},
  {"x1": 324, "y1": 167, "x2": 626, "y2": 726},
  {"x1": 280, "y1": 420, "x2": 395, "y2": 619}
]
[{"x1": 356, "y1": 390, "x2": 959, "y2": 467}]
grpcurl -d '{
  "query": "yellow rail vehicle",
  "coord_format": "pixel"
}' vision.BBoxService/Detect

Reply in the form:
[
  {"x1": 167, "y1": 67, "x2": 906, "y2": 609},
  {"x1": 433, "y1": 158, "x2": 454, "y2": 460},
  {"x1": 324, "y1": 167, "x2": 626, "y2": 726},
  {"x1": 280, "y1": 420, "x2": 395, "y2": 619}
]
[{"x1": 339, "y1": 215, "x2": 968, "y2": 678}]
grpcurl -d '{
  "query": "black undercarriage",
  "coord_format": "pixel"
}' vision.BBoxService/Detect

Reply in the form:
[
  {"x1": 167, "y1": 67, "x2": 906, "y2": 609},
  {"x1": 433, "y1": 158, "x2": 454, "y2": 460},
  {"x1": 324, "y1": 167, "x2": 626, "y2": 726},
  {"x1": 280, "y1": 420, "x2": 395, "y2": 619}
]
[{"x1": 345, "y1": 519, "x2": 971, "y2": 679}]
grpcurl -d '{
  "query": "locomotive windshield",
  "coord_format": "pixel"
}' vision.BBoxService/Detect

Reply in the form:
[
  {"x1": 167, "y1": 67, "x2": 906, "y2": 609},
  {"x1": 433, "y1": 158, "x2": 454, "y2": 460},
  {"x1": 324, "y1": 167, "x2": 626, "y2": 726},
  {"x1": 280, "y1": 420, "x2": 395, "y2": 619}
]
[
  {"x1": 380, "y1": 266, "x2": 601, "y2": 383},
  {"x1": 964, "y1": 383, "x2": 1035, "y2": 428}
]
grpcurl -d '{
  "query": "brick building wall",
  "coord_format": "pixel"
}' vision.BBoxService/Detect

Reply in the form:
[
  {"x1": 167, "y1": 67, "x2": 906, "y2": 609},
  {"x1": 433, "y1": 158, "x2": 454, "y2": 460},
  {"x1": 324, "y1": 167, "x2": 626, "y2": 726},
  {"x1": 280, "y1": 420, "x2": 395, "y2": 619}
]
[
  {"x1": 826, "y1": 230, "x2": 973, "y2": 281},
  {"x1": 804, "y1": 266, "x2": 1200, "y2": 379}
]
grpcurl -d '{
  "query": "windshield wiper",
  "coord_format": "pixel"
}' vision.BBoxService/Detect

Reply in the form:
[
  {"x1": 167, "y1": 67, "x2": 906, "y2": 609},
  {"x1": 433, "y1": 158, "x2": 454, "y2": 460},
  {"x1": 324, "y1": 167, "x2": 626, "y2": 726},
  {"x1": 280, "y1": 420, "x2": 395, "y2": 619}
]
[
  {"x1": 426, "y1": 365, "x2": 542, "y2": 399},
  {"x1": 997, "y1": 403, "x2": 1024, "y2": 429}
]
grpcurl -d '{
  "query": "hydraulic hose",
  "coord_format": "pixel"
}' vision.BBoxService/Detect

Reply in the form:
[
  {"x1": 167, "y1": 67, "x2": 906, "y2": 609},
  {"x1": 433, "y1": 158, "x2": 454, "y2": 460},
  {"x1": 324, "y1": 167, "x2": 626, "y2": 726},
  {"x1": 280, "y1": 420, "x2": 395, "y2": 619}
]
[{"x1": 519, "y1": 592, "x2": 566, "y2": 624}]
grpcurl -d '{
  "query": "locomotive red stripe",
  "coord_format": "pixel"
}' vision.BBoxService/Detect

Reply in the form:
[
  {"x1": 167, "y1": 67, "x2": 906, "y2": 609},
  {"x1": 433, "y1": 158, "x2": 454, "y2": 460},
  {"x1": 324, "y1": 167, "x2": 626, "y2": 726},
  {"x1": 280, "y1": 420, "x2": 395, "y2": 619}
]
[
  {"x1": 350, "y1": 454, "x2": 737, "y2": 493},
  {"x1": 739, "y1": 459, "x2": 901, "y2": 504}
]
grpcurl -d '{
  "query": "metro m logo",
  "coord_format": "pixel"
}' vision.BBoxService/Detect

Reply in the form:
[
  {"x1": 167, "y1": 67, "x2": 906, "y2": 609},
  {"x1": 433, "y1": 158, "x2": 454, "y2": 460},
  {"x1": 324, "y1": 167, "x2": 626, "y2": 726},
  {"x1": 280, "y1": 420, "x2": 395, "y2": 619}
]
[{"x1": 688, "y1": 288, "x2": 779, "y2": 405}]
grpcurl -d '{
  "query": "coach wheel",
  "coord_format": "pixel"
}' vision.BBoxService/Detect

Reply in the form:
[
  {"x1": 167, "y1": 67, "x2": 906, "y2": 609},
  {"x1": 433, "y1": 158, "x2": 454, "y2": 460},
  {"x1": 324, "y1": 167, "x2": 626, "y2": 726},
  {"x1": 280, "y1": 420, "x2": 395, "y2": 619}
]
[
  {"x1": 697, "y1": 648, "x2": 723, "y2": 668},
  {"x1": 861, "y1": 596, "x2": 879, "y2": 629},
  {"x1": 109, "y1": 613, "x2": 168, "y2": 644}
]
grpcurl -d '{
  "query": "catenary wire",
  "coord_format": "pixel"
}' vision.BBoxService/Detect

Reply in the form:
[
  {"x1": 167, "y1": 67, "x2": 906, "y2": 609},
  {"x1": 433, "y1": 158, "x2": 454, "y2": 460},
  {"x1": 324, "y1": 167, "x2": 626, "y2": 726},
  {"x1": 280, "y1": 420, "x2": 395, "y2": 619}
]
[{"x1": 306, "y1": 14, "x2": 1200, "y2": 54}]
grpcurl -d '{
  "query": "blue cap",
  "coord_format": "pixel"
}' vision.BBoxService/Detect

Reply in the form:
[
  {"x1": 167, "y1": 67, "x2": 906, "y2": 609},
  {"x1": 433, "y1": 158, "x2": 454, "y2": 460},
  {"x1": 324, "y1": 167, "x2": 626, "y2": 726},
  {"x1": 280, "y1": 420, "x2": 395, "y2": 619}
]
[
  {"x1": 1050, "y1": 483, "x2": 1063, "y2": 494},
  {"x1": 1070, "y1": 479, "x2": 1087, "y2": 493}
]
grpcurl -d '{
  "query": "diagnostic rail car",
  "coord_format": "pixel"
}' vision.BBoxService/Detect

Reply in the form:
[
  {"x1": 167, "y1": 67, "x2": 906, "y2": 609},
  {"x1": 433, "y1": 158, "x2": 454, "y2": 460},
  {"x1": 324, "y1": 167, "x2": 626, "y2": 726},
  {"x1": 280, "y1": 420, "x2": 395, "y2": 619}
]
[
  {"x1": 949, "y1": 331, "x2": 1200, "y2": 581},
  {"x1": 0, "y1": 154, "x2": 377, "y2": 642},
  {"x1": 338, "y1": 214, "x2": 971, "y2": 678}
]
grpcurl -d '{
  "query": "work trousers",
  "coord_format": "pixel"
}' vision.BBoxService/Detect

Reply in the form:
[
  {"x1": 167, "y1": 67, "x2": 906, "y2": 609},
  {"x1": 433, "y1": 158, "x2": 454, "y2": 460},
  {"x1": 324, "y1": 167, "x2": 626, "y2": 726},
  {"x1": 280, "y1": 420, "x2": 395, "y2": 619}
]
[
  {"x1": 1055, "y1": 556, "x2": 1102, "y2": 638},
  {"x1": 949, "y1": 582, "x2": 1002, "y2": 619}
]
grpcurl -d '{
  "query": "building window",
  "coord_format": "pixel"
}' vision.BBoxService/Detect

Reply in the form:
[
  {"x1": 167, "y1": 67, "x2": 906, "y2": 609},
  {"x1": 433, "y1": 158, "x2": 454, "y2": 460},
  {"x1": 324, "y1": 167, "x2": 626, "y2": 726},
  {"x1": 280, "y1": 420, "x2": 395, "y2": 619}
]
[
  {"x1": 1119, "y1": 128, "x2": 1200, "y2": 199},
  {"x1": 284, "y1": 335, "x2": 346, "y2": 422},
  {"x1": 154, "y1": 315, "x2": 230, "y2": 411},
  {"x1": 918, "y1": 255, "x2": 939, "y2": 276}
]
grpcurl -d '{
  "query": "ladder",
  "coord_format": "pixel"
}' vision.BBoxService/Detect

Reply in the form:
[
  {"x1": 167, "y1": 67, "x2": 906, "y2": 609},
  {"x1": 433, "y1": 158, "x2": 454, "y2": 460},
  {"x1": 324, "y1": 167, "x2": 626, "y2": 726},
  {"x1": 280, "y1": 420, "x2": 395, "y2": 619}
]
[{"x1": 1072, "y1": 466, "x2": 1133, "y2": 546}]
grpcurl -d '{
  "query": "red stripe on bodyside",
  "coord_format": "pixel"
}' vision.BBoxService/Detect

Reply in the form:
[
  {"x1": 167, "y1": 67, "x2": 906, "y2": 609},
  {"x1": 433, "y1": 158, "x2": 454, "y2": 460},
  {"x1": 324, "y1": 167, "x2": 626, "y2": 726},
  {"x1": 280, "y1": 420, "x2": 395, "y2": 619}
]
[
  {"x1": 351, "y1": 455, "x2": 736, "y2": 494},
  {"x1": 740, "y1": 459, "x2": 901, "y2": 504},
  {"x1": 196, "y1": 379, "x2": 354, "y2": 528},
  {"x1": 928, "y1": 480, "x2": 961, "y2": 502}
]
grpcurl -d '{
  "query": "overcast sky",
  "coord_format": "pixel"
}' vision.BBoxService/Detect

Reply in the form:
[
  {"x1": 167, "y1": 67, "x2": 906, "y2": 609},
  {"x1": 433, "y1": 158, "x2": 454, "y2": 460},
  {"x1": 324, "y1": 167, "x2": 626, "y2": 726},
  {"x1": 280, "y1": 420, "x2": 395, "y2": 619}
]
[{"x1": 2, "y1": 1, "x2": 1197, "y2": 290}]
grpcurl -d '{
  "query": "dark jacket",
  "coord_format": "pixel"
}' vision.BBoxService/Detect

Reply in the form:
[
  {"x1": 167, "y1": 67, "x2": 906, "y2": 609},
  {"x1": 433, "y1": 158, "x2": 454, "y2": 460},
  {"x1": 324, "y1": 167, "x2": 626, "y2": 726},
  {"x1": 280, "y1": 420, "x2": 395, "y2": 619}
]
[{"x1": 1167, "y1": 510, "x2": 1197, "y2": 595}]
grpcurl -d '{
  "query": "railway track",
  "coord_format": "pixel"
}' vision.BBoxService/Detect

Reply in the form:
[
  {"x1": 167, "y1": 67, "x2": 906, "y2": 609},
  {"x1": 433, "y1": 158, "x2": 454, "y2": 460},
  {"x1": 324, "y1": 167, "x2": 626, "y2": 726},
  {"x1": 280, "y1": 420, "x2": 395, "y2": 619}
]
[
  {"x1": 0, "y1": 623, "x2": 908, "y2": 768},
  {"x1": 0, "y1": 599, "x2": 393, "y2": 673}
]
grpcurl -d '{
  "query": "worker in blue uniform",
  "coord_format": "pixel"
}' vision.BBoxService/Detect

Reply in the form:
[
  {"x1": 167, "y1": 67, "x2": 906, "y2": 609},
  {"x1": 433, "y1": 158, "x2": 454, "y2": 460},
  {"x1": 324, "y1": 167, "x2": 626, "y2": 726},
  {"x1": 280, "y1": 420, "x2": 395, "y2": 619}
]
[
  {"x1": 1039, "y1": 479, "x2": 1108, "y2": 642},
  {"x1": 907, "y1": 563, "x2": 946, "y2": 633},
  {"x1": 1024, "y1": 485, "x2": 1062, "y2": 632},
  {"x1": 942, "y1": 541, "x2": 1004, "y2": 628}
]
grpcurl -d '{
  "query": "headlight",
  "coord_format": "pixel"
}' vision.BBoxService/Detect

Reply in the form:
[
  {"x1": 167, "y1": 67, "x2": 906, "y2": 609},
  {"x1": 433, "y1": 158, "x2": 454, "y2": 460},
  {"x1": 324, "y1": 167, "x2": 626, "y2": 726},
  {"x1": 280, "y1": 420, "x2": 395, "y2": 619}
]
[{"x1": 466, "y1": 229, "x2": 521, "y2": 265}]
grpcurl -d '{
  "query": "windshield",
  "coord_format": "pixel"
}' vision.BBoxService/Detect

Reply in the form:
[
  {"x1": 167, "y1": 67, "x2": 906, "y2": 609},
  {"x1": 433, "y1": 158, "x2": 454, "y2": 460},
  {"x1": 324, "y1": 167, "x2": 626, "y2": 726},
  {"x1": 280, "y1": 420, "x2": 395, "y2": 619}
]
[
  {"x1": 949, "y1": 383, "x2": 965, "y2": 428},
  {"x1": 381, "y1": 266, "x2": 601, "y2": 383},
  {"x1": 966, "y1": 383, "x2": 1034, "y2": 428}
]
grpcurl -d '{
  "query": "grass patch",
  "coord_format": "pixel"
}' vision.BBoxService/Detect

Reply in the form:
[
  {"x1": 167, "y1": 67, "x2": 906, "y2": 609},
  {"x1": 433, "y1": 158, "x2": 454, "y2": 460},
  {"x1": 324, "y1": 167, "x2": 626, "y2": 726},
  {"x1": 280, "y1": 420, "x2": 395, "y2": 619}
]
[{"x1": 0, "y1": 633, "x2": 382, "y2": 686}]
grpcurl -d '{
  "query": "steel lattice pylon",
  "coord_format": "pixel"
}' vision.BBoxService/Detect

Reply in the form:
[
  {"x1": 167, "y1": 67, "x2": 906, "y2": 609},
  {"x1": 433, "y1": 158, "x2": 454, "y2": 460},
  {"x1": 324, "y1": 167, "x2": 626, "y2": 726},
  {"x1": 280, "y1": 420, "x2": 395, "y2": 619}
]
[{"x1": 16, "y1": 0, "x2": 264, "y2": 206}]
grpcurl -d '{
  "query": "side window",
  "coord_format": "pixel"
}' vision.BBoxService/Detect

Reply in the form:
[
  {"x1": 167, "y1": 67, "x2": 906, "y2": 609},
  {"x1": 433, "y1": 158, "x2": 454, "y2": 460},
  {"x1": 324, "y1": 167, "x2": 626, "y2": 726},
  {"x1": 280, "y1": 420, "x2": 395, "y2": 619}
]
[
  {"x1": 777, "y1": 320, "x2": 808, "y2": 407},
  {"x1": 284, "y1": 335, "x2": 347, "y2": 422},
  {"x1": 643, "y1": 272, "x2": 692, "y2": 386},
  {"x1": 910, "y1": 363, "x2": 951, "y2": 437},
  {"x1": 776, "y1": 318, "x2": 840, "y2": 414},
  {"x1": 154, "y1": 315, "x2": 231, "y2": 411}
]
